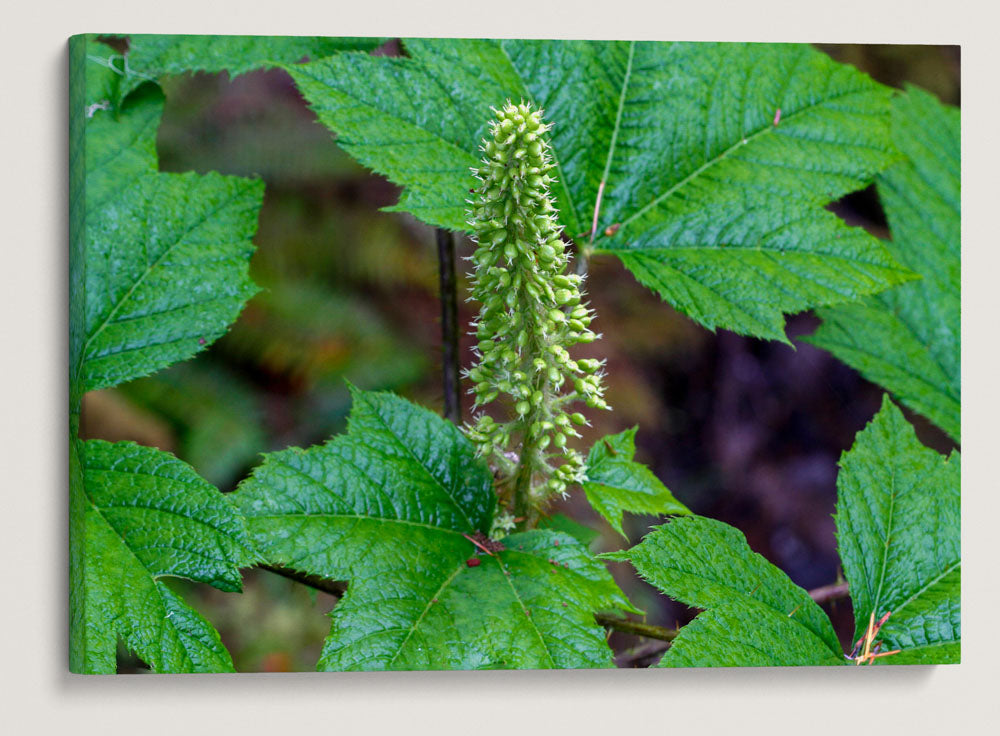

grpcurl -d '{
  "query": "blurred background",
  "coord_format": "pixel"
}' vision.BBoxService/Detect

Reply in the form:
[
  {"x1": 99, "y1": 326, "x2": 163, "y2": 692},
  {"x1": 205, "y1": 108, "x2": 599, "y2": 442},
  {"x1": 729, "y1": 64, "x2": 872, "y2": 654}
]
[{"x1": 80, "y1": 41, "x2": 960, "y2": 671}]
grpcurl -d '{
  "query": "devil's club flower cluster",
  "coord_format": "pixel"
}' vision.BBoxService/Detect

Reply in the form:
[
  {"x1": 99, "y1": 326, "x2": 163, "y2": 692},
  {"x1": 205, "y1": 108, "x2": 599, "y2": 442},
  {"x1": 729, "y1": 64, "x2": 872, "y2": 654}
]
[{"x1": 464, "y1": 101, "x2": 609, "y2": 512}]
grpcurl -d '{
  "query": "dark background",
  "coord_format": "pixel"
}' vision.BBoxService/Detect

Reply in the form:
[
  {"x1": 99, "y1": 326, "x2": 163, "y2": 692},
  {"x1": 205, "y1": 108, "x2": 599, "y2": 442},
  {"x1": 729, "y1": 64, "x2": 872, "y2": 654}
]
[{"x1": 79, "y1": 42, "x2": 960, "y2": 671}]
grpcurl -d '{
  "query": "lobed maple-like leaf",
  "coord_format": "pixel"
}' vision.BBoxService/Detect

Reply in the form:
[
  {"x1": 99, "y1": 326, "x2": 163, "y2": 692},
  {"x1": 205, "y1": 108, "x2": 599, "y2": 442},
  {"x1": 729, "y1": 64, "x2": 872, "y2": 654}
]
[
  {"x1": 234, "y1": 387, "x2": 635, "y2": 670},
  {"x1": 114, "y1": 34, "x2": 385, "y2": 102},
  {"x1": 287, "y1": 39, "x2": 913, "y2": 342},
  {"x1": 583, "y1": 428, "x2": 690, "y2": 537},
  {"x1": 70, "y1": 440, "x2": 257, "y2": 673},
  {"x1": 605, "y1": 515, "x2": 844, "y2": 666},
  {"x1": 835, "y1": 396, "x2": 960, "y2": 664},
  {"x1": 74, "y1": 43, "x2": 263, "y2": 396},
  {"x1": 69, "y1": 38, "x2": 266, "y2": 673},
  {"x1": 806, "y1": 87, "x2": 960, "y2": 442}
]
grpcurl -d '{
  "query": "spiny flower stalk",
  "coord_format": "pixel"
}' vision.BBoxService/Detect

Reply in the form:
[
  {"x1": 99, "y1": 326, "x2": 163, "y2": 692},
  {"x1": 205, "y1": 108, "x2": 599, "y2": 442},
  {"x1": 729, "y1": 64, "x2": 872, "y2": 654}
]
[{"x1": 463, "y1": 101, "x2": 609, "y2": 527}]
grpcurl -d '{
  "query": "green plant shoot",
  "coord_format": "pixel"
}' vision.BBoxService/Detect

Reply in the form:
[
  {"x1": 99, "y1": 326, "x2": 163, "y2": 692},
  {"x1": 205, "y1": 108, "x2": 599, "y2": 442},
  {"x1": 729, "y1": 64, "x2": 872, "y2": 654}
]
[{"x1": 464, "y1": 101, "x2": 609, "y2": 529}]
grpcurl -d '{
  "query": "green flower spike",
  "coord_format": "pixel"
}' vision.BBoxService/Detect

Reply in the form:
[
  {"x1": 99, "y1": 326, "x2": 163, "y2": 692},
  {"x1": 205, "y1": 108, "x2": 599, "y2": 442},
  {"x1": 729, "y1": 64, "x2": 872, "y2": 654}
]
[{"x1": 463, "y1": 101, "x2": 609, "y2": 529}]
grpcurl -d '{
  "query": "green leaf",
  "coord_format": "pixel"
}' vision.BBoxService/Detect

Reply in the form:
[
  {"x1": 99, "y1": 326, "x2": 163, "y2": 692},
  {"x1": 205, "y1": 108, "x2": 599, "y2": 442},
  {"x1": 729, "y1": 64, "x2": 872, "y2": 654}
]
[
  {"x1": 70, "y1": 439, "x2": 258, "y2": 673},
  {"x1": 118, "y1": 34, "x2": 385, "y2": 101},
  {"x1": 606, "y1": 515, "x2": 843, "y2": 666},
  {"x1": 69, "y1": 40, "x2": 266, "y2": 673},
  {"x1": 835, "y1": 396, "x2": 960, "y2": 664},
  {"x1": 538, "y1": 513, "x2": 601, "y2": 548},
  {"x1": 78, "y1": 36, "x2": 124, "y2": 112},
  {"x1": 288, "y1": 39, "x2": 911, "y2": 342},
  {"x1": 806, "y1": 87, "x2": 960, "y2": 442},
  {"x1": 234, "y1": 388, "x2": 633, "y2": 670},
  {"x1": 75, "y1": 77, "x2": 263, "y2": 396},
  {"x1": 583, "y1": 428, "x2": 690, "y2": 537},
  {"x1": 286, "y1": 45, "x2": 493, "y2": 231},
  {"x1": 591, "y1": 42, "x2": 914, "y2": 343}
]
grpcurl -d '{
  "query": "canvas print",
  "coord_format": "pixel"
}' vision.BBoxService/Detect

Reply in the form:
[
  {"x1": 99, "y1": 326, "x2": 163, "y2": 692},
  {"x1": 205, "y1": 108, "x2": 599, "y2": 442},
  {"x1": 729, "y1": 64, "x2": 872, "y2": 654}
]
[{"x1": 69, "y1": 34, "x2": 960, "y2": 673}]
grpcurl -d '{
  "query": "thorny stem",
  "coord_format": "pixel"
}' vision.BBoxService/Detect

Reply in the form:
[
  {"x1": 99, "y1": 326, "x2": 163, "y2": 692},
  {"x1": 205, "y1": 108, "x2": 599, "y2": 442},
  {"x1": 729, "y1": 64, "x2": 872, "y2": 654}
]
[
  {"x1": 436, "y1": 227, "x2": 461, "y2": 424},
  {"x1": 576, "y1": 177, "x2": 604, "y2": 276}
]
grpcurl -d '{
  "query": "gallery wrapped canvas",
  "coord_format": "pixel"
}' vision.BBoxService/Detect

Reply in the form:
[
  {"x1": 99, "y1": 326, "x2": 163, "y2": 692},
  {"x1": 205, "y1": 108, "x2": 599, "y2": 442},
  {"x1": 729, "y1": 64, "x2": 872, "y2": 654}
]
[{"x1": 69, "y1": 34, "x2": 959, "y2": 673}]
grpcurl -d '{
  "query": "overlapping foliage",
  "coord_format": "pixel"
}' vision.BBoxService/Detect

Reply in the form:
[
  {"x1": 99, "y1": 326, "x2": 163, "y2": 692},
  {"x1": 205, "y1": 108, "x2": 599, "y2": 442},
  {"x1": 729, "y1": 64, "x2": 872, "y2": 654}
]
[
  {"x1": 234, "y1": 388, "x2": 636, "y2": 670},
  {"x1": 835, "y1": 398, "x2": 960, "y2": 664},
  {"x1": 69, "y1": 34, "x2": 960, "y2": 673},
  {"x1": 287, "y1": 40, "x2": 915, "y2": 342},
  {"x1": 807, "y1": 86, "x2": 961, "y2": 442},
  {"x1": 610, "y1": 397, "x2": 959, "y2": 666},
  {"x1": 70, "y1": 37, "x2": 263, "y2": 673}
]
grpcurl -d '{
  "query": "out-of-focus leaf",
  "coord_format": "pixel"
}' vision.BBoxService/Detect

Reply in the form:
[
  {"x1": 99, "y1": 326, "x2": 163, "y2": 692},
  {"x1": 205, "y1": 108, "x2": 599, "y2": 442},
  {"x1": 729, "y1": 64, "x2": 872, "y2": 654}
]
[
  {"x1": 220, "y1": 276, "x2": 427, "y2": 391},
  {"x1": 116, "y1": 362, "x2": 266, "y2": 488}
]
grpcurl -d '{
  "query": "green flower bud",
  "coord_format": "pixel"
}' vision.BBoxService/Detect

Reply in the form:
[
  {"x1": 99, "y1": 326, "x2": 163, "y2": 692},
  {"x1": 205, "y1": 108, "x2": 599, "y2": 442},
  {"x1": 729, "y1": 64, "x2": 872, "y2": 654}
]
[{"x1": 463, "y1": 100, "x2": 610, "y2": 518}]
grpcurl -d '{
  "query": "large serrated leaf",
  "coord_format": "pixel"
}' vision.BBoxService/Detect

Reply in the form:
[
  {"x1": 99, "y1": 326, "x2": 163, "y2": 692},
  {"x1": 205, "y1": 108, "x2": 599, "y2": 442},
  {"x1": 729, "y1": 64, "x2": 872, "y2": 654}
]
[
  {"x1": 76, "y1": 68, "x2": 263, "y2": 396},
  {"x1": 806, "y1": 87, "x2": 960, "y2": 442},
  {"x1": 234, "y1": 388, "x2": 633, "y2": 670},
  {"x1": 592, "y1": 42, "x2": 913, "y2": 343},
  {"x1": 287, "y1": 39, "x2": 911, "y2": 342},
  {"x1": 70, "y1": 439, "x2": 258, "y2": 673},
  {"x1": 117, "y1": 34, "x2": 385, "y2": 102},
  {"x1": 835, "y1": 396, "x2": 960, "y2": 664},
  {"x1": 606, "y1": 515, "x2": 843, "y2": 666},
  {"x1": 661, "y1": 600, "x2": 844, "y2": 667},
  {"x1": 583, "y1": 427, "x2": 690, "y2": 537}
]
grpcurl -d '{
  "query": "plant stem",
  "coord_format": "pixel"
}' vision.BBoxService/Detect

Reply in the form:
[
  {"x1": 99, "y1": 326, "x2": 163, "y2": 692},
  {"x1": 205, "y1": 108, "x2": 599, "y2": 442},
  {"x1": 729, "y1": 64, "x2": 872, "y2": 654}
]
[
  {"x1": 436, "y1": 227, "x2": 461, "y2": 425},
  {"x1": 808, "y1": 580, "x2": 849, "y2": 604},
  {"x1": 614, "y1": 640, "x2": 671, "y2": 668},
  {"x1": 574, "y1": 242, "x2": 590, "y2": 277},
  {"x1": 594, "y1": 612, "x2": 678, "y2": 642},
  {"x1": 512, "y1": 423, "x2": 539, "y2": 528}
]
